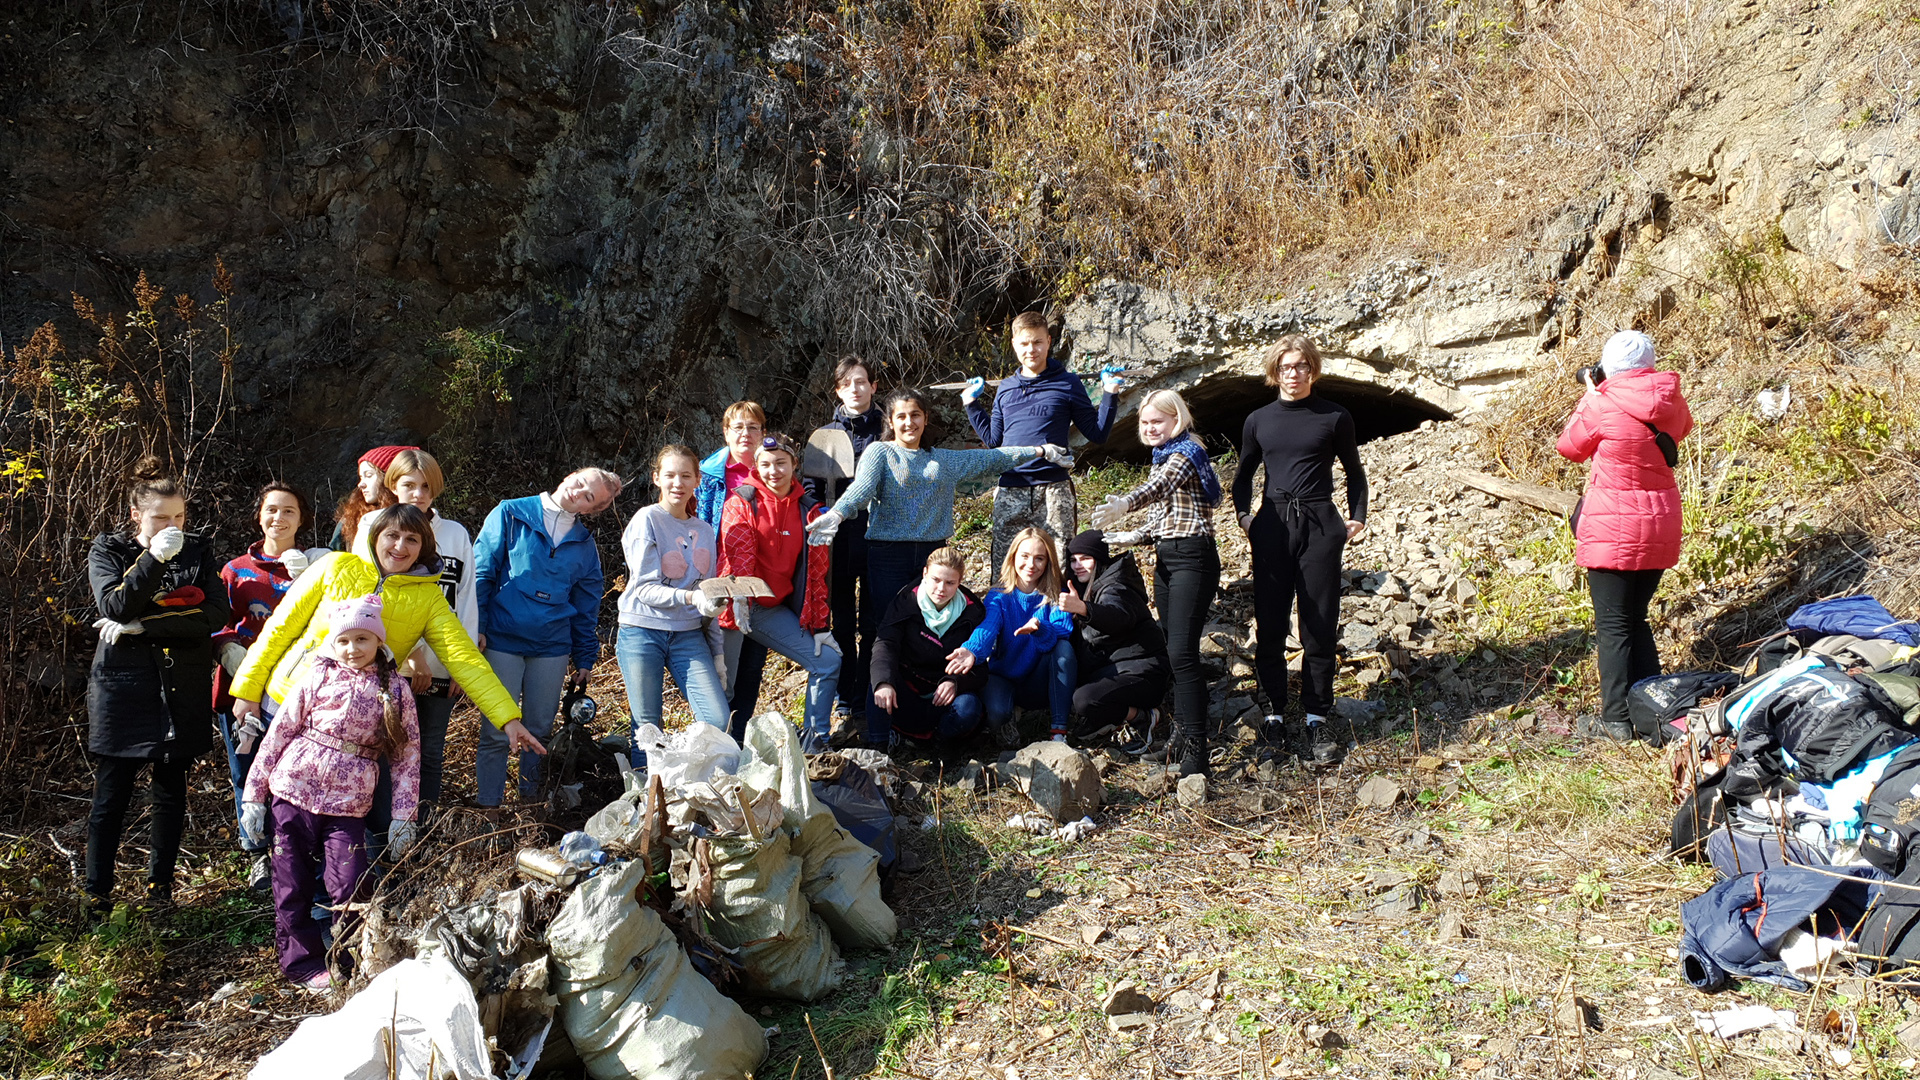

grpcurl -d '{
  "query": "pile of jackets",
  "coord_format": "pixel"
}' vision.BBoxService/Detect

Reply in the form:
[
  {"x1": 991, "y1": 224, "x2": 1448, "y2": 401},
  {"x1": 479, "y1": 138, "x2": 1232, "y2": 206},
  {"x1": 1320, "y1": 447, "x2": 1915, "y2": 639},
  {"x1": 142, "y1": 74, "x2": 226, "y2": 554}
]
[{"x1": 1659, "y1": 596, "x2": 1920, "y2": 990}]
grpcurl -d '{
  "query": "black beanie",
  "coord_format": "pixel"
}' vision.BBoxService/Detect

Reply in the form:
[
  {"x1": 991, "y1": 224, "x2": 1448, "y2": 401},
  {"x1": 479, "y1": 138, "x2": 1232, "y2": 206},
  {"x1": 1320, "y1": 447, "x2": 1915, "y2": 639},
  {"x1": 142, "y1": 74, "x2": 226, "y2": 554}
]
[{"x1": 1066, "y1": 529, "x2": 1110, "y2": 565}]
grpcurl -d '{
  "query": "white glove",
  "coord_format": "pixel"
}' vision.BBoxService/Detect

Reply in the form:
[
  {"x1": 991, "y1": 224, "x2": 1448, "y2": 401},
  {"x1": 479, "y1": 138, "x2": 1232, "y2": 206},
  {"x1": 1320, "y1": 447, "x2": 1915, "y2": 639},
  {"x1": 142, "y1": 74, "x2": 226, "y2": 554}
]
[
  {"x1": 280, "y1": 548, "x2": 311, "y2": 579},
  {"x1": 1100, "y1": 368, "x2": 1127, "y2": 394},
  {"x1": 148, "y1": 526, "x2": 185, "y2": 562},
  {"x1": 805, "y1": 509, "x2": 844, "y2": 546},
  {"x1": 234, "y1": 714, "x2": 266, "y2": 755},
  {"x1": 711, "y1": 652, "x2": 729, "y2": 687},
  {"x1": 1040, "y1": 444, "x2": 1072, "y2": 467},
  {"x1": 960, "y1": 376, "x2": 987, "y2": 405},
  {"x1": 731, "y1": 597, "x2": 753, "y2": 634},
  {"x1": 94, "y1": 617, "x2": 144, "y2": 644},
  {"x1": 813, "y1": 631, "x2": 841, "y2": 657},
  {"x1": 387, "y1": 818, "x2": 418, "y2": 859},
  {"x1": 1106, "y1": 529, "x2": 1147, "y2": 547},
  {"x1": 689, "y1": 589, "x2": 727, "y2": 618},
  {"x1": 220, "y1": 641, "x2": 249, "y2": 676},
  {"x1": 1089, "y1": 493, "x2": 1129, "y2": 530},
  {"x1": 240, "y1": 802, "x2": 269, "y2": 847}
]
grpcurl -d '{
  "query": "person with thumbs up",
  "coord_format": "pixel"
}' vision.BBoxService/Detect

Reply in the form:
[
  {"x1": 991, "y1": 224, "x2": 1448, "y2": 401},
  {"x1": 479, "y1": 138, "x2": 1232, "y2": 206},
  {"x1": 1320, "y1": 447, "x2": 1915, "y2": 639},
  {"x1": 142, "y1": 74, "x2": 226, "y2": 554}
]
[{"x1": 1059, "y1": 531, "x2": 1172, "y2": 764}]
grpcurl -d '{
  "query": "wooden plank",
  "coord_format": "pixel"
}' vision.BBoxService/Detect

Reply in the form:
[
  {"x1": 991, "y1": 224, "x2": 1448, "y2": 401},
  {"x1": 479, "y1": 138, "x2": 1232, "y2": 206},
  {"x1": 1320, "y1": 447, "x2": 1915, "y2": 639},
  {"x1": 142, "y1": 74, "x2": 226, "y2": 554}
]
[{"x1": 1449, "y1": 470, "x2": 1578, "y2": 517}]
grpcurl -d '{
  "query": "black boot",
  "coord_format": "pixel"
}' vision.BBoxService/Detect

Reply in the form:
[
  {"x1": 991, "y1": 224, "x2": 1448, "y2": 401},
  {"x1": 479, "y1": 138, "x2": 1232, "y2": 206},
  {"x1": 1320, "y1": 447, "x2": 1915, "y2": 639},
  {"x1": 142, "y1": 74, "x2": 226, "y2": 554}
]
[{"x1": 1176, "y1": 731, "x2": 1209, "y2": 777}]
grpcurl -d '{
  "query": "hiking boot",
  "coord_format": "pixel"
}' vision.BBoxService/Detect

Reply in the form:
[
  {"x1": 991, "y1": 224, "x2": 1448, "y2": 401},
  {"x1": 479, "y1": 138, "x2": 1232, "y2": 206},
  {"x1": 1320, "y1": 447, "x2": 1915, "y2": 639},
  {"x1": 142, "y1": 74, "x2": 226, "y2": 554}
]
[
  {"x1": 1118, "y1": 709, "x2": 1164, "y2": 756},
  {"x1": 1071, "y1": 718, "x2": 1119, "y2": 745},
  {"x1": 1575, "y1": 713, "x2": 1636, "y2": 741},
  {"x1": 1257, "y1": 713, "x2": 1289, "y2": 747},
  {"x1": 1175, "y1": 735, "x2": 1210, "y2": 778},
  {"x1": 143, "y1": 880, "x2": 174, "y2": 910},
  {"x1": 1303, "y1": 722, "x2": 1344, "y2": 766},
  {"x1": 247, "y1": 853, "x2": 271, "y2": 893},
  {"x1": 993, "y1": 721, "x2": 1023, "y2": 750}
]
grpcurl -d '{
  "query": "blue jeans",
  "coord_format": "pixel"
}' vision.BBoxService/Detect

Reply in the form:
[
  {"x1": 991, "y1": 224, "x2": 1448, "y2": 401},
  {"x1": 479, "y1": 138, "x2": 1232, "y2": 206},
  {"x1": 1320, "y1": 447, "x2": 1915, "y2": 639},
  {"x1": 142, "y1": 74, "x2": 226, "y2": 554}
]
[
  {"x1": 617, "y1": 625, "x2": 730, "y2": 763},
  {"x1": 475, "y1": 651, "x2": 569, "y2": 806},
  {"x1": 863, "y1": 539, "x2": 943, "y2": 741},
  {"x1": 983, "y1": 639, "x2": 1077, "y2": 736},
  {"x1": 722, "y1": 605, "x2": 842, "y2": 749},
  {"x1": 217, "y1": 709, "x2": 265, "y2": 852}
]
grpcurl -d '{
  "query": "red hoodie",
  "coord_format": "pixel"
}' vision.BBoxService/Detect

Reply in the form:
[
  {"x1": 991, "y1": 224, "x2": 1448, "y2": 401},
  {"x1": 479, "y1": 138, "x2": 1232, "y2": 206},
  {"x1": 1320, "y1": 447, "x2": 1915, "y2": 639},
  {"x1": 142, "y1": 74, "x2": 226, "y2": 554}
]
[
  {"x1": 1556, "y1": 368, "x2": 1694, "y2": 571},
  {"x1": 716, "y1": 474, "x2": 832, "y2": 631}
]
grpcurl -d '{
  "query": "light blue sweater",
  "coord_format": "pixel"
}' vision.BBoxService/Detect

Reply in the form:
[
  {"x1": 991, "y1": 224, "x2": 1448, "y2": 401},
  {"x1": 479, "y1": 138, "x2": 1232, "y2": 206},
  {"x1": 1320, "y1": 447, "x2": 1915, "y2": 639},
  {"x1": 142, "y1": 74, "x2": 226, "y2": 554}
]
[{"x1": 829, "y1": 442, "x2": 1039, "y2": 543}]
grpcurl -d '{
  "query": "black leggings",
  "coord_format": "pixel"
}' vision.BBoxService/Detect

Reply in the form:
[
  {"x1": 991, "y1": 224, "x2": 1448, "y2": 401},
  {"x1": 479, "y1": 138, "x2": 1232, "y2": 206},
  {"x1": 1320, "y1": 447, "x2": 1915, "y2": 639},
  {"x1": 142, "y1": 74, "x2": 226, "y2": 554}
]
[
  {"x1": 1250, "y1": 500, "x2": 1347, "y2": 716},
  {"x1": 1155, "y1": 536, "x2": 1221, "y2": 741},
  {"x1": 1074, "y1": 663, "x2": 1170, "y2": 729},
  {"x1": 1588, "y1": 567, "x2": 1664, "y2": 730},
  {"x1": 88, "y1": 753, "x2": 189, "y2": 900}
]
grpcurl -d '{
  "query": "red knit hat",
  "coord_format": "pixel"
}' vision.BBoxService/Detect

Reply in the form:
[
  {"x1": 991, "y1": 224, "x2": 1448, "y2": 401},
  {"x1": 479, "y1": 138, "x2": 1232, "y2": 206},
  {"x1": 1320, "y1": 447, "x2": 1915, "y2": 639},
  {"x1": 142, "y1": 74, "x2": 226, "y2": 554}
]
[{"x1": 359, "y1": 445, "x2": 419, "y2": 474}]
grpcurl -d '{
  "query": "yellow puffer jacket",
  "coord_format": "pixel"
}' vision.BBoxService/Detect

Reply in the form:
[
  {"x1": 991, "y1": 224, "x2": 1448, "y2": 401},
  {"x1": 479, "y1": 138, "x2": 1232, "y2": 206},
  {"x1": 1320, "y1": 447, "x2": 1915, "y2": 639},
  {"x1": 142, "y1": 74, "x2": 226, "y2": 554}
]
[{"x1": 230, "y1": 541, "x2": 522, "y2": 729}]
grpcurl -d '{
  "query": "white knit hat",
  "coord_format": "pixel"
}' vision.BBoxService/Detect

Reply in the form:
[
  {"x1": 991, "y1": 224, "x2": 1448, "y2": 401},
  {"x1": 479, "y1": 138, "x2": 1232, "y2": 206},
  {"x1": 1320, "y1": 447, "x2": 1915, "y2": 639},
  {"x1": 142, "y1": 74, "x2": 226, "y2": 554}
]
[{"x1": 1600, "y1": 330, "x2": 1657, "y2": 377}]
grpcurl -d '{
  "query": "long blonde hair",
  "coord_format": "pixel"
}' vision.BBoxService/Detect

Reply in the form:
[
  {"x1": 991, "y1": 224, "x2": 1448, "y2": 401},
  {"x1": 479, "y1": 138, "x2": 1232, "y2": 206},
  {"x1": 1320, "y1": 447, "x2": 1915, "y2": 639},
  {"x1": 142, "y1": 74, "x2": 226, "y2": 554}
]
[{"x1": 996, "y1": 526, "x2": 1062, "y2": 598}]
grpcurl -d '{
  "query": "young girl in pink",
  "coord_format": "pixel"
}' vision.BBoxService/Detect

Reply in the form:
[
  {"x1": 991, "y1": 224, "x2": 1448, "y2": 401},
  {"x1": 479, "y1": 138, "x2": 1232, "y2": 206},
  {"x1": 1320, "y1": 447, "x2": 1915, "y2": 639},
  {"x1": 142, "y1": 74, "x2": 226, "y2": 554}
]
[{"x1": 242, "y1": 595, "x2": 420, "y2": 989}]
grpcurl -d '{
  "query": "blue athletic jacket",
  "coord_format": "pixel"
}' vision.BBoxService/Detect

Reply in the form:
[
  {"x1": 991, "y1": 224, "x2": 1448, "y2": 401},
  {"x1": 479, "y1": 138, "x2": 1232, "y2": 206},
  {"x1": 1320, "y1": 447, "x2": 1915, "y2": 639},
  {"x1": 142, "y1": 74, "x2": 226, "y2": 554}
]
[
  {"x1": 473, "y1": 496, "x2": 604, "y2": 668},
  {"x1": 694, "y1": 447, "x2": 736, "y2": 526},
  {"x1": 966, "y1": 359, "x2": 1116, "y2": 488}
]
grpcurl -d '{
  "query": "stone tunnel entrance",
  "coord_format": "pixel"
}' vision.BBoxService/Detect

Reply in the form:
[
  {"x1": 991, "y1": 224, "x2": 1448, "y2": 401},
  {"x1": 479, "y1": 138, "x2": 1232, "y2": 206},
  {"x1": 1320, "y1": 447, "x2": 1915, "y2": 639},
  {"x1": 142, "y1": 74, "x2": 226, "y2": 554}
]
[{"x1": 1090, "y1": 373, "x2": 1456, "y2": 462}]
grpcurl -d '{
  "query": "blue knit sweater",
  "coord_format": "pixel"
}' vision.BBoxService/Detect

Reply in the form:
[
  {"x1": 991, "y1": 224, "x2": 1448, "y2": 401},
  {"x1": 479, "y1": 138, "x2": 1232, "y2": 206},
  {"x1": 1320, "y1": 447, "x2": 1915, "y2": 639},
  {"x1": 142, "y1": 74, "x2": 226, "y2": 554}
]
[
  {"x1": 962, "y1": 587, "x2": 1075, "y2": 680},
  {"x1": 829, "y1": 442, "x2": 1039, "y2": 543}
]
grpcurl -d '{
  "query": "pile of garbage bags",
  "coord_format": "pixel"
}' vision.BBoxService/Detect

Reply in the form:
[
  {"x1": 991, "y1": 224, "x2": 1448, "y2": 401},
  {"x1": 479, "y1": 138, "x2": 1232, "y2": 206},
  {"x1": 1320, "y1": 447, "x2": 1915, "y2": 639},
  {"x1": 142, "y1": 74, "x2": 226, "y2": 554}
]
[
  {"x1": 1658, "y1": 596, "x2": 1920, "y2": 991},
  {"x1": 251, "y1": 714, "x2": 899, "y2": 1080}
]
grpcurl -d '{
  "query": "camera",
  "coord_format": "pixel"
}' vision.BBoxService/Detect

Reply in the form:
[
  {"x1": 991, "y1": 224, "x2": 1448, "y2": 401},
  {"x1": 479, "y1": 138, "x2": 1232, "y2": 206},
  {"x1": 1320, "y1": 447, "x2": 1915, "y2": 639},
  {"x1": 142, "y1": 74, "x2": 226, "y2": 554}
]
[{"x1": 1573, "y1": 364, "x2": 1606, "y2": 386}]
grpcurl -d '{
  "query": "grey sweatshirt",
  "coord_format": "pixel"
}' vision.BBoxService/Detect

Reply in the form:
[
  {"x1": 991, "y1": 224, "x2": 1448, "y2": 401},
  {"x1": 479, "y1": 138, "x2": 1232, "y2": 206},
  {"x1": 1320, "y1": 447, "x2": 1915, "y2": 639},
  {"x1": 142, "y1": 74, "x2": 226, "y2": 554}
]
[{"x1": 618, "y1": 504, "x2": 723, "y2": 655}]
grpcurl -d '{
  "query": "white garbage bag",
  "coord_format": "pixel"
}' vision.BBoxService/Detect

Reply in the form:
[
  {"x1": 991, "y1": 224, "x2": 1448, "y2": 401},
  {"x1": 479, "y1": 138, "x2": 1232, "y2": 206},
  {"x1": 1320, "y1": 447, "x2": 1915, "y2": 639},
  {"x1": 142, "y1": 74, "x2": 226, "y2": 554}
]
[
  {"x1": 547, "y1": 859, "x2": 766, "y2": 1080},
  {"x1": 248, "y1": 956, "x2": 494, "y2": 1080},
  {"x1": 631, "y1": 722, "x2": 740, "y2": 790},
  {"x1": 740, "y1": 714, "x2": 897, "y2": 949}
]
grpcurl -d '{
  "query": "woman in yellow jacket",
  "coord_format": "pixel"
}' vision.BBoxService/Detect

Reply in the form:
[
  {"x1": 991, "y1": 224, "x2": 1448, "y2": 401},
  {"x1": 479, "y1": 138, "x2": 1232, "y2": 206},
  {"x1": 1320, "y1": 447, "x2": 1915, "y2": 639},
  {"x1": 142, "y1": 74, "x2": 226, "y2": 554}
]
[{"x1": 230, "y1": 505, "x2": 546, "y2": 817}]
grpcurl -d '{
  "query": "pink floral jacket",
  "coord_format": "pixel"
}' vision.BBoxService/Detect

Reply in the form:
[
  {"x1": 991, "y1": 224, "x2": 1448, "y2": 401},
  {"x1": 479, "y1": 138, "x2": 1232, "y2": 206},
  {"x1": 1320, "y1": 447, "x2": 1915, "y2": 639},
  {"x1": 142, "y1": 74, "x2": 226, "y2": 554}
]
[{"x1": 244, "y1": 656, "x2": 421, "y2": 821}]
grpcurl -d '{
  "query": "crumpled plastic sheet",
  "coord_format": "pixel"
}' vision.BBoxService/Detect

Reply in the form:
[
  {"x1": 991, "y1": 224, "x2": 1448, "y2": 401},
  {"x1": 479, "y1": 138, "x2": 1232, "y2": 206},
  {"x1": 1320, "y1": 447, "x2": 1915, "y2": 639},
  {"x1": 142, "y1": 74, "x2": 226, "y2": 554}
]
[
  {"x1": 1006, "y1": 813, "x2": 1099, "y2": 842},
  {"x1": 1693, "y1": 1004, "x2": 1801, "y2": 1038},
  {"x1": 247, "y1": 956, "x2": 495, "y2": 1080}
]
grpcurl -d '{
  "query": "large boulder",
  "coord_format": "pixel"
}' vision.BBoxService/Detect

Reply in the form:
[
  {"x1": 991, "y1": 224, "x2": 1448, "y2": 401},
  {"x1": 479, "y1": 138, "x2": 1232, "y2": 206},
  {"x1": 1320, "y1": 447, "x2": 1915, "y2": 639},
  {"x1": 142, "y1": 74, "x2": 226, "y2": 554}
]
[{"x1": 1003, "y1": 741, "x2": 1105, "y2": 822}]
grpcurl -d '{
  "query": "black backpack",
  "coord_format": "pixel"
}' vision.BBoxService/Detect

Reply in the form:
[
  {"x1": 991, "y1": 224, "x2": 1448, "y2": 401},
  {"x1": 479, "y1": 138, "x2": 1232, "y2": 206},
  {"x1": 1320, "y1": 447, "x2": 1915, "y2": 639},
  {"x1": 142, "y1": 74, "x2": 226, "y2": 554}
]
[
  {"x1": 1860, "y1": 746, "x2": 1920, "y2": 875},
  {"x1": 1856, "y1": 865, "x2": 1920, "y2": 984},
  {"x1": 1630, "y1": 671, "x2": 1742, "y2": 745}
]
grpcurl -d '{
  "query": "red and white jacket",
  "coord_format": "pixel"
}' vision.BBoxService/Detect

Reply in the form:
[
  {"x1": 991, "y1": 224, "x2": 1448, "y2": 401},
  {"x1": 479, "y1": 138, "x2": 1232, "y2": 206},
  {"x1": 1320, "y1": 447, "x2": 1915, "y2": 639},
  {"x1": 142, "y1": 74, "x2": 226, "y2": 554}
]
[{"x1": 717, "y1": 474, "x2": 833, "y2": 632}]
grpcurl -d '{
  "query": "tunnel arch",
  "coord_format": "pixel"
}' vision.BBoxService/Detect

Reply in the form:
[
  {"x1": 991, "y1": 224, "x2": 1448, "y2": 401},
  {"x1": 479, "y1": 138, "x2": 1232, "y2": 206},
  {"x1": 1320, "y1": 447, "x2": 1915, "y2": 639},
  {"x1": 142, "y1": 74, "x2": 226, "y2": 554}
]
[{"x1": 1089, "y1": 372, "x2": 1455, "y2": 463}]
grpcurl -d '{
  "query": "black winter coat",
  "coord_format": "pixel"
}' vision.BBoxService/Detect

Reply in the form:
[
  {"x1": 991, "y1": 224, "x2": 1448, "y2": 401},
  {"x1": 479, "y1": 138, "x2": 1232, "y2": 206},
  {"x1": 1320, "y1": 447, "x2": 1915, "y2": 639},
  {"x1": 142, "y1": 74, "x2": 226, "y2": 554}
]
[
  {"x1": 87, "y1": 532, "x2": 228, "y2": 759},
  {"x1": 1071, "y1": 553, "x2": 1169, "y2": 677},
  {"x1": 1733, "y1": 658, "x2": 1918, "y2": 785},
  {"x1": 871, "y1": 583, "x2": 988, "y2": 699}
]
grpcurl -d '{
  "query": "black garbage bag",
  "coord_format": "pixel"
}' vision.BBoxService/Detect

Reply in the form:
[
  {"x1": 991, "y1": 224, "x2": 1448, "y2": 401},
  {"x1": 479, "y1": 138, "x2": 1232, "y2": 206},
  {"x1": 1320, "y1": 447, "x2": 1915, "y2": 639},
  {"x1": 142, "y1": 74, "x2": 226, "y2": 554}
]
[
  {"x1": 812, "y1": 764, "x2": 896, "y2": 870},
  {"x1": 1629, "y1": 671, "x2": 1742, "y2": 744}
]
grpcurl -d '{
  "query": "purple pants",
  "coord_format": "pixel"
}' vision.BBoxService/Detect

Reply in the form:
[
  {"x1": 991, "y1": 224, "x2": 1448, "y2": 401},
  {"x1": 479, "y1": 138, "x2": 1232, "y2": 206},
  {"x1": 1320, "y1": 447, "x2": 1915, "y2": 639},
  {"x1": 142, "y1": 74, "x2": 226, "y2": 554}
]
[{"x1": 270, "y1": 798, "x2": 370, "y2": 982}]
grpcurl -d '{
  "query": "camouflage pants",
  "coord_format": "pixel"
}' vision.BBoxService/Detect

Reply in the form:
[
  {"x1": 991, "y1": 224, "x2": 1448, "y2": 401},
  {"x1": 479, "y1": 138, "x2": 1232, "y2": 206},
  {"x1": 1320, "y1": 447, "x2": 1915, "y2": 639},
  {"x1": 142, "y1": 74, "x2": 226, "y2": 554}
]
[{"x1": 989, "y1": 480, "x2": 1078, "y2": 588}]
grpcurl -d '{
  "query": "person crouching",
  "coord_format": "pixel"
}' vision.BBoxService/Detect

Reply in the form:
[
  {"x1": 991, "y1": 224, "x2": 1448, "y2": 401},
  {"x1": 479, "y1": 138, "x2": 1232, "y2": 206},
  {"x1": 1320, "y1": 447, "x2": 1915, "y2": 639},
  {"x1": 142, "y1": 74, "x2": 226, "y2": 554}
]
[
  {"x1": 872, "y1": 547, "x2": 989, "y2": 756},
  {"x1": 241, "y1": 595, "x2": 420, "y2": 991}
]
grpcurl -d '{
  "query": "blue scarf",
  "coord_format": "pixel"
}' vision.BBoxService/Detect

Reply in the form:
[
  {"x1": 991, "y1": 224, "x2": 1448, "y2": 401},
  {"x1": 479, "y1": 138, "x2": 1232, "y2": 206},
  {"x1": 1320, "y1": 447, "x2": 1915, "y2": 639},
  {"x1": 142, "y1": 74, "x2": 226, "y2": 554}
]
[{"x1": 1152, "y1": 433, "x2": 1222, "y2": 507}]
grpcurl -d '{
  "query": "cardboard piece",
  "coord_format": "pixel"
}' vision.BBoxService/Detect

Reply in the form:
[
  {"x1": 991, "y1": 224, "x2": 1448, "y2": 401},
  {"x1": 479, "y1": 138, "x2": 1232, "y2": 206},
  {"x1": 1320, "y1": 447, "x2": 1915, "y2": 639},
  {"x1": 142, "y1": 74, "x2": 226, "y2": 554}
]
[{"x1": 699, "y1": 576, "x2": 773, "y2": 601}]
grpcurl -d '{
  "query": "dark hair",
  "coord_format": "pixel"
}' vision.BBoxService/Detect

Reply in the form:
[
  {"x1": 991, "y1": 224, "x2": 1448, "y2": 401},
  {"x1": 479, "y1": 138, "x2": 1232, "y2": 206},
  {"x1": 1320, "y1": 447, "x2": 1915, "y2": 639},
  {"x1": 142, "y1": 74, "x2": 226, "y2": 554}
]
[
  {"x1": 257, "y1": 481, "x2": 313, "y2": 542},
  {"x1": 128, "y1": 455, "x2": 184, "y2": 511},
  {"x1": 363, "y1": 504, "x2": 439, "y2": 574},
  {"x1": 833, "y1": 356, "x2": 872, "y2": 389},
  {"x1": 882, "y1": 388, "x2": 932, "y2": 440},
  {"x1": 756, "y1": 432, "x2": 801, "y2": 464}
]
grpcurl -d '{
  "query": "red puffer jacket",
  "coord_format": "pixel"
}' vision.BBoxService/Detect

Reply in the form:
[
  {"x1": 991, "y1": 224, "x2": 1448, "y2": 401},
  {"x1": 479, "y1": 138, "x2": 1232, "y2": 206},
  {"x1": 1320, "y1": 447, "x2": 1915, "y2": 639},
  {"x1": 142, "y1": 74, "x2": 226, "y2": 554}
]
[{"x1": 1556, "y1": 369, "x2": 1694, "y2": 571}]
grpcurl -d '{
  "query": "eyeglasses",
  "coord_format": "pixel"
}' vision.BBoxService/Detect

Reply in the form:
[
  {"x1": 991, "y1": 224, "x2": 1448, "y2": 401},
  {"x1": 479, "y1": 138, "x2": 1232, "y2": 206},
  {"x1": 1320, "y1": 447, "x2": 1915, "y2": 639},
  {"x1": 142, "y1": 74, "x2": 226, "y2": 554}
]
[
  {"x1": 1276, "y1": 363, "x2": 1312, "y2": 375},
  {"x1": 727, "y1": 423, "x2": 763, "y2": 435}
]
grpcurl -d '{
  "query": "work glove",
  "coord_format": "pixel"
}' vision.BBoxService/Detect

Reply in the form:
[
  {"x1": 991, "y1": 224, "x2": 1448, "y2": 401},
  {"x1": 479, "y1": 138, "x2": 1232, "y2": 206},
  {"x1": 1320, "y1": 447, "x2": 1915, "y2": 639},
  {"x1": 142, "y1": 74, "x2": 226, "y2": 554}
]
[
  {"x1": 731, "y1": 597, "x2": 753, "y2": 635},
  {"x1": 689, "y1": 589, "x2": 727, "y2": 618},
  {"x1": 1099, "y1": 366, "x2": 1128, "y2": 394},
  {"x1": 280, "y1": 548, "x2": 311, "y2": 579},
  {"x1": 1040, "y1": 444, "x2": 1072, "y2": 467},
  {"x1": 148, "y1": 526, "x2": 185, "y2": 563},
  {"x1": 219, "y1": 641, "x2": 249, "y2": 676},
  {"x1": 387, "y1": 818, "x2": 418, "y2": 860},
  {"x1": 1106, "y1": 529, "x2": 1147, "y2": 547},
  {"x1": 240, "y1": 802, "x2": 269, "y2": 848},
  {"x1": 233, "y1": 714, "x2": 266, "y2": 756},
  {"x1": 711, "y1": 652, "x2": 729, "y2": 687},
  {"x1": 960, "y1": 376, "x2": 987, "y2": 406},
  {"x1": 1088, "y1": 493, "x2": 1129, "y2": 530},
  {"x1": 93, "y1": 618, "x2": 144, "y2": 645},
  {"x1": 813, "y1": 632, "x2": 841, "y2": 658},
  {"x1": 805, "y1": 509, "x2": 844, "y2": 547}
]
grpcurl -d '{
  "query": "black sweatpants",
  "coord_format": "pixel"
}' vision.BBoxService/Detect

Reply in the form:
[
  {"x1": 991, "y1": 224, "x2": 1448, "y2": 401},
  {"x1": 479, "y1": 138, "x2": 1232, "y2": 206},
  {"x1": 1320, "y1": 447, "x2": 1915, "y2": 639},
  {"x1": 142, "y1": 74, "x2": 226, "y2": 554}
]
[
  {"x1": 1250, "y1": 499, "x2": 1347, "y2": 716},
  {"x1": 1588, "y1": 567, "x2": 1664, "y2": 730},
  {"x1": 1074, "y1": 662, "x2": 1170, "y2": 729},
  {"x1": 87, "y1": 753, "x2": 190, "y2": 900},
  {"x1": 1155, "y1": 536, "x2": 1221, "y2": 741},
  {"x1": 829, "y1": 523, "x2": 875, "y2": 714}
]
